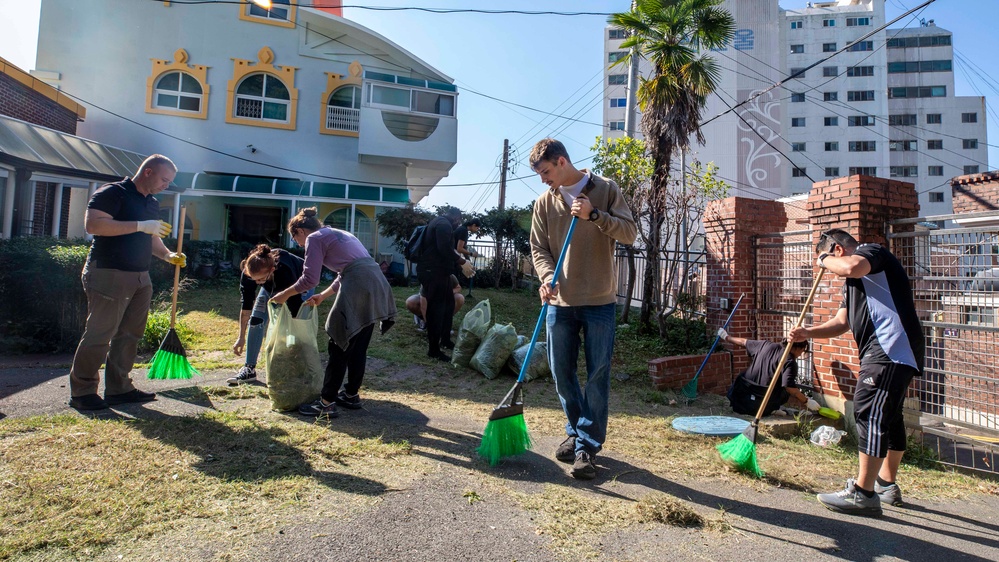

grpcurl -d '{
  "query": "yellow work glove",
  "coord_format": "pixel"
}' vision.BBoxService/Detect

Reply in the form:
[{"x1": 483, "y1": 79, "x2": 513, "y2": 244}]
[
  {"x1": 137, "y1": 219, "x2": 171, "y2": 238},
  {"x1": 165, "y1": 252, "x2": 187, "y2": 268},
  {"x1": 460, "y1": 261, "x2": 475, "y2": 277}
]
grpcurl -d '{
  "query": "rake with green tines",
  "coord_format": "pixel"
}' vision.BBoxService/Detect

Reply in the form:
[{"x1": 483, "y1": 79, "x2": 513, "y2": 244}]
[
  {"x1": 716, "y1": 267, "x2": 825, "y2": 477},
  {"x1": 680, "y1": 293, "x2": 744, "y2": 401},
  {"x1": 477, "y1": 217, "x2": 577, "y2": 466},
  {"x1": 148, "y1": 207, "x2": 200, "y2": 380}
]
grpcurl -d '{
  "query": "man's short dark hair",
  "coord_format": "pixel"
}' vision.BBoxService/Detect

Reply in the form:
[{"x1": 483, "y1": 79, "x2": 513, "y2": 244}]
[
  {"x1": 816, "y1": 228, "x2": 859, "y2": 254},
  {"x1": 781, "y1": 338, "x2": 810, "y2": 353},
  {"x1": 529, "y1": 138, "x2": 571, "y2": 170},
  {"x1": 464, "y1": 218, "x2": 481, "y2": 228}
]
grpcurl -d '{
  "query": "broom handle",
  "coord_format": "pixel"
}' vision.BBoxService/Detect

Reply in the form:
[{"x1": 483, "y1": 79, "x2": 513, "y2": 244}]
[
  {"x1": 751, "y1": 267, "x2": 826, "y2": 426},
  {"x1": 690, "y1": 293, "x2": 745, "y2": 382},
  {"x1": 169, "y1": 207, "x2": 186, "y2": 329},
  {"x1": 516, "y1": 217, "x2": 579, "y2": 384}
]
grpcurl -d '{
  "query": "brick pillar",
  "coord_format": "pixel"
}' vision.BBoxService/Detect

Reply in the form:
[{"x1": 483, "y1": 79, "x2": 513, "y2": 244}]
[
  {"x1": 806, "y1": 175, "x2": 920, "y2": 401},
  {"x1": 703, "y1": 197, "x2": 788, "y2": 377}
]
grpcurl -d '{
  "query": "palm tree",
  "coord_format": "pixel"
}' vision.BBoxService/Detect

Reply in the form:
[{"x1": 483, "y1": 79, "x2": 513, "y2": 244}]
[{"x1": 609, "y1": 0, "x2": 734, "y2": 330}]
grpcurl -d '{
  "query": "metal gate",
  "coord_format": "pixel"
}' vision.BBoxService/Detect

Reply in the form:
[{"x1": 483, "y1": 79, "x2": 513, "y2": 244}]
[
  {"x1": 753, "y1": 229, "x2": 815, "y2": 388},
  {"x1": 888, "y1": 212, "x2": 999, "y2": 440}
]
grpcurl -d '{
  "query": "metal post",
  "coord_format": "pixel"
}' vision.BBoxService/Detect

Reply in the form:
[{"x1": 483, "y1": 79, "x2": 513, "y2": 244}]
[{"x1": 624, "y1": 0, "x2": 639, "y2": 137}]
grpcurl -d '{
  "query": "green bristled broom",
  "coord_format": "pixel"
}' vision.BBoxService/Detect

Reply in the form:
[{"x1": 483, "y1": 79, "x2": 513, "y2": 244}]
[
  {"x1": 716, "y1": 267, "x2": 826, "y2": 477},
  {"x1": 148, "y1": 207, "x2": 200, "y2": 380},
  {"x1": 680, "y1": 293, "x2": 745, "y2": 401},
  {"x1": 478, "y1": 217, "x2": 578, "y2": 466}
]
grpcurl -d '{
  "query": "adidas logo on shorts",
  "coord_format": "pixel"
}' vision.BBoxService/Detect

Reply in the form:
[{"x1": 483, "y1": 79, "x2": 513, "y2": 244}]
[{"x1": 860, "y1": 376, "x2": 875, "y2": 385}]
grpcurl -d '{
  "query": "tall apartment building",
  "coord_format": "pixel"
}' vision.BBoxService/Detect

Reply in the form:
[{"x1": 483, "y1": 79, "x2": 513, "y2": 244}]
[{"x1": 603, "y1": 0, "x2": 988, "y2": 218}]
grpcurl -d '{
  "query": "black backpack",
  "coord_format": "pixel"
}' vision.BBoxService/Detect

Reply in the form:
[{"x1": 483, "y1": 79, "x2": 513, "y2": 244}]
[{"x1": 404, "y1": 225, "x2": 428, "y2": 262}]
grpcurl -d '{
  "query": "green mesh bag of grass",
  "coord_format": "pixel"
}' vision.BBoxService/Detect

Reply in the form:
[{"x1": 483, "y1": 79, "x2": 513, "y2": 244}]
[
  {"x1": 452, "y1": 299, "x2": 492, "y2": 368},
  {"x1": 505, "y1": 341, "x2": 549, "y2": 382},
  {"x1": 263, "y1": 303, "x2": 324, "y2": 411},
  {"x1": 470, "y1": 323, "x2": 519, "y2": 380}
]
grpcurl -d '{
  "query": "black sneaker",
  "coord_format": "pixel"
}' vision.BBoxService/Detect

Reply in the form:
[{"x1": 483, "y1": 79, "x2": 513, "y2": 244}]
[
  {"x1": 555, "y1": 436, "x2": 577, "y2": 463},
  {"x1": 298, "y1": 399, "x2": 339, "y2": 418},
  {"x1": 104, "y1": 389, "x2": 156, "y2": 406},
  {"x1": 69, "y1": 393, "x2": 108, "y2": 410},
  {"x1": 440, "y1": 339, "x2": 456, "y2": 350},
  {"x1": 227, "y1": 366, "x2": 257, "y2": 386},
  {"x1": 335, "y1": 390, "x2": 362, "y2": 410},
  {"x1": 571, "y1": 451, "x2": 597, "y2": 480}
]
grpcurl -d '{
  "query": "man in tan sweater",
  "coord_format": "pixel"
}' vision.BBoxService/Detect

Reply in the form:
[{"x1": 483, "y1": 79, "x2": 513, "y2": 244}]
[{"x1": 529, "y1": 138, "x2": 637, "y2": 480}]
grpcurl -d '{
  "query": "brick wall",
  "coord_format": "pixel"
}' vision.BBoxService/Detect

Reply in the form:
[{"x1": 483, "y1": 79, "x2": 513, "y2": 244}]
[
  {"x1": 0, "y1": 72, "x2": 78, "y2": 134},
  {"x1": 29, "y1": 182, "x2": 71, "y2": 237},
  {"x1": 952, "y1": 172, "x2": 999, "y2": 213},
  {"x1": 649, "y1": 352, "x2": 732, "y2": 395},
  {"x1": 703, "y1": 197, "x2": 787, "y2": 376}
]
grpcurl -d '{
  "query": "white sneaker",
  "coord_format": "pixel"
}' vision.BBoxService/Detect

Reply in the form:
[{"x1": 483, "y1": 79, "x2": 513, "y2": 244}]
[{"x1": 817, "y1": 479, "x2": 882, "y2": 517}]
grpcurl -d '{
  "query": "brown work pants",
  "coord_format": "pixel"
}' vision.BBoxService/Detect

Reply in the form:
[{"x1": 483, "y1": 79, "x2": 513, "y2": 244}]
[{"x1": 69, "y1": 267, "x2": 153, "y2": 397}]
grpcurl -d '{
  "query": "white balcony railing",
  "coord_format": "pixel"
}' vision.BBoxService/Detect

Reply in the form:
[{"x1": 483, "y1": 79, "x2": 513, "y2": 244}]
[{"x1": 326, "y1": 105, "x2": 360, "y2": 132}]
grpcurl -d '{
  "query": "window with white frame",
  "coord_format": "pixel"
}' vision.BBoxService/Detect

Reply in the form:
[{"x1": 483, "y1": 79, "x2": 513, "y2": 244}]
[
  {"x1": 790, "y1": 20, "x2": 802, "y2": 30},
  {"x1": 928, "y1": 166, "x2": 944, "y2": 176},
  {"x1": 823, "y1": 19, "x2": 835, "y2": 27},
  {"x1": 235, "y1": 73, "x2": 290, "y2": 122},
  {"x1": 610, "y1": 98, "x2": 627, "y2": 108},
  {"x1": 791, "y1": 167, "x2": 807, "y2": 177},
  {"x1": 962, "y1": 112, "x2": 978, "y2": 123},
  {"x1": 963, "y1": 139, "x2": 979, "y2": 149},
  {"x1": 824, "y1": 91, "x2": 838, "y2": 101},
  {"x1": 790, "y1": 44, "x2": 804, "y2": 54},
  {"x1": 825, "y1": 167, "x2": 840, "y2": 177},
  {"x1": 965, "y1": 165, "x2": 980, "y2": 174},
  {"x1": 825, "y1": 141, "x2": 839, "y2": 151},
  {"x1": 791, "y1": 142, "x2": 806, "y2": 152},
  {"x1": 823, "y1": 42, "x2": 837, "y2": 52},
  {"x1": 153, "y1": 71, "x2": 203, "y2": 112},
  {"x1": 929, "y1": 191, "x2": 945, "y2": 202},
  {"x1": 791, "y1": 117, "x2": 805, "y2": 127}
]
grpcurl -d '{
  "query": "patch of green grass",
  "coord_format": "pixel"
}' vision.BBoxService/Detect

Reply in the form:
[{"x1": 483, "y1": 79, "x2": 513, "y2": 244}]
[{"x1": 0, "y1": 411, "x2": 414, "y2": 559}]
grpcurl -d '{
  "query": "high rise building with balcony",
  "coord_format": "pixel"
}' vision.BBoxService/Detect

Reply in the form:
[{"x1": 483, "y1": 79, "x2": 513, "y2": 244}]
[{"x1": 603, "y1": 0, "x2": 987, "y2": 217}]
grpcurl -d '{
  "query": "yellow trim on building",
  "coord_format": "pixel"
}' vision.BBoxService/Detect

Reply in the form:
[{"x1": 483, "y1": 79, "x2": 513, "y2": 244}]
[
  {"x1": 319, "y1": 60, "x2": 363, "y2": 138},
  {"x1": 225, "y1": 47, "x2": 299, "y2": 131},
  {"x1": 145, "y1": 49, "x2": 210, "y2": 120},
  {"x1": 0, "y1": 55, "x2": 86, "y2": 121},
  {"x1": 238, "y1": 0, "x2": 297, "y2": 29}
]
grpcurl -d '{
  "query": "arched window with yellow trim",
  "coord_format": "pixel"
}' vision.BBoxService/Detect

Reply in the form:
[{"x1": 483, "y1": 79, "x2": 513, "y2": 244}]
[
  {"x1": 146, "y1": 49, "x2": 210, "y2": 120},
  {"x1": 235, "y1": 73, "x2": 291, "y2": 122},
  {"x1": 153, "y1": 71, "x2": 204, "y2": 113},
  {"x1": 326, "y1": 85, "x2": 360, "y2": 132}
]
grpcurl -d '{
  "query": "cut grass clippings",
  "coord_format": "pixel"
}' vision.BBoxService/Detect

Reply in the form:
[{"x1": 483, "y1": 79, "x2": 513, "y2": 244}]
[{"x1": 3, "y1": 284, "x2": 998, "y2": 560}]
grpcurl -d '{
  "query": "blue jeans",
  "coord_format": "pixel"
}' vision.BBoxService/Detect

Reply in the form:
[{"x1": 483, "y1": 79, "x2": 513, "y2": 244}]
[
  {"x1": 545, "y1": 302, "x2": 616, "y2": 456},
  {"x1": 246, "y1": 287, "x2": 313, "y2": 367}
]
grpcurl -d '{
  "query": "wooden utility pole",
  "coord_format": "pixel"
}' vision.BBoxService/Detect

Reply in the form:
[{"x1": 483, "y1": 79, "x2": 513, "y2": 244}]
[{"x1": 499, "y1": 138, "x2": 509, "y2": 210}]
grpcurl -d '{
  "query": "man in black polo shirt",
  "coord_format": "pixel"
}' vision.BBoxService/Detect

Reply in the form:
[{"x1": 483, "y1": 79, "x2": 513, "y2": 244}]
[
  {"x1": 453, "y1": 218, "x2": 481, "y2": 282},
  {"x1": 790, "y1": 229, "x2": 924, "y2": 517},
  {"x1": 69, "y1": 155, "x2": 187, "y2": 411}
]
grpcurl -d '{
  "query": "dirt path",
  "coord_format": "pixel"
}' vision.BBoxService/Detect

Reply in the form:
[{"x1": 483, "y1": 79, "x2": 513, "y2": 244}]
[{"x1": 3, "y1": 359, "x2": 999, "y2": 561}]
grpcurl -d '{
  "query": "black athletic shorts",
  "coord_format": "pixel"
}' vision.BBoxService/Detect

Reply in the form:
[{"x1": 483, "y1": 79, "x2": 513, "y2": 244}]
[{"x1": 854, "y1": 362, "x2": 918, "y2": 458}]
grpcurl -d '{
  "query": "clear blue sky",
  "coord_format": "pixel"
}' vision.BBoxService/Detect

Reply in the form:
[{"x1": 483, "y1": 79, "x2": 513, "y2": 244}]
[{"x1": 1, "y1": 0, "x2": 997, "y2": 213}]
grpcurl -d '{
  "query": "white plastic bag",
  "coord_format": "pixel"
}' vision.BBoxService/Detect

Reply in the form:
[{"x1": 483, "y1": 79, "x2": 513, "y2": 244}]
[{"x1": 810, "y1": 425, "x2": 847, "y2": 447}]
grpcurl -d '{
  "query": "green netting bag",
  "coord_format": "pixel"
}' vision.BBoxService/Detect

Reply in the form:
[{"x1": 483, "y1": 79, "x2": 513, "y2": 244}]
[
  {"x1": 470, "y1": 323, "x2": 519, "y2": 380},
  {"x1": 263, "y1": 303, "x2": 324, "y2": 411},
  {"x1": 452, "y1": 299, "x2": 492, "y2": 368},
  {"x1": 506, "y1": 341, "x2": 550, "y2": 382}
]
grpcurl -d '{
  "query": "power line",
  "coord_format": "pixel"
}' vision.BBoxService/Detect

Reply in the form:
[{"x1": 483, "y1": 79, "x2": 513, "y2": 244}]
[
  {"x1": 699, "y1": 0, "x2": 937, "y2": 128},
  {"x1": 162, "y1": 1, "x2": 616, "y2": 16}
]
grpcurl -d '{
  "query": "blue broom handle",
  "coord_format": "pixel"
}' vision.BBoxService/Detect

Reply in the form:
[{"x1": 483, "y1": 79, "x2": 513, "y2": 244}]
[
  {"x1": 517, "y1": 217, "x2": 579, "y2": 383},
  {"x1": 690, "y1": 293, "x2": 745, "y2": 381}
]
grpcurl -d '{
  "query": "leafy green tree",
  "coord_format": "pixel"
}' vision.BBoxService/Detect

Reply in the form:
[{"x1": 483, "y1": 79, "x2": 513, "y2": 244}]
[
  {"x1": 609, "y1": 0, "x2": 734, "y2": 333},
  {"x1": 591, "y1": 136, "x2": 651, "y2": 323},
  {"x1": 376, "y1": 204, "x2": 434, "y2": 254},
  {"x1": 480, "y1": 205, "x2": 532, "y2": 289}
]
